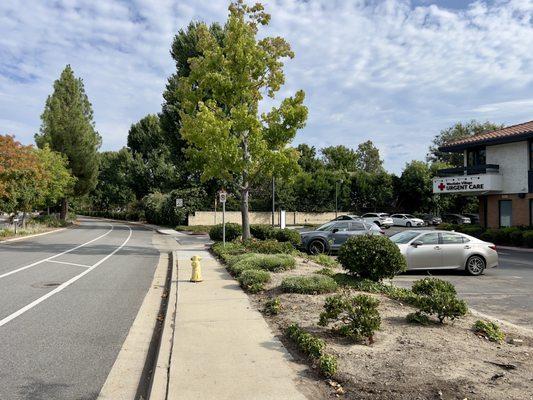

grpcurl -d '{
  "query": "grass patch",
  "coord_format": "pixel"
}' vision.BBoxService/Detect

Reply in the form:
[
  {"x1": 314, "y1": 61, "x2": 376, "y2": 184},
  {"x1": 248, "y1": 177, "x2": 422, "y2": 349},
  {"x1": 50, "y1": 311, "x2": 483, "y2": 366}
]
[{"x1": 281, "y1": 275, "x2": 338, "y2": 295}]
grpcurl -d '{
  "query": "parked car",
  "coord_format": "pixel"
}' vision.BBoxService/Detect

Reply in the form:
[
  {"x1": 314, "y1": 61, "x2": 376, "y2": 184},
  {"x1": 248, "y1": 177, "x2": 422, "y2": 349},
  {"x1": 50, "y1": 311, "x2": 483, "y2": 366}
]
[
  {"x1": 332, "y1": 214, "x2": 361, "y2": 221},
  {"x1": 361, "y1": 213, "x2": 394, "y2": 229},
  {"x1": 300, "y1": 220, "x2": 383, "y2": 254},
  {"x1": 419, "y1": 214, "x2": 442, "y2": 226},
  {"x1": 441, "y1": 213, "x2": 471, "y2": 224},
  {"x1": 390, "y1": 214, "x2": 425, "y2": 227},
  {"x1": 463, "y1": 213, "x2": 480, "y2": 225},
  {"x1": 389, "y1": 230, "x2": 497, "y2": 275}
]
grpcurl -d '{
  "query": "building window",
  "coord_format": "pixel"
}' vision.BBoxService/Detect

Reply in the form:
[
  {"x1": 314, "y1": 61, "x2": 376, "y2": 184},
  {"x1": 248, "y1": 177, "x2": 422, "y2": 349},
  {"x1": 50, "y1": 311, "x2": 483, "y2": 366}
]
[
  {"x1": 467, "y1": 147, "x2": 486, "y2": 167},
  {"x1": 499, "y1": 200, "x2": 512, "y2": 227}
]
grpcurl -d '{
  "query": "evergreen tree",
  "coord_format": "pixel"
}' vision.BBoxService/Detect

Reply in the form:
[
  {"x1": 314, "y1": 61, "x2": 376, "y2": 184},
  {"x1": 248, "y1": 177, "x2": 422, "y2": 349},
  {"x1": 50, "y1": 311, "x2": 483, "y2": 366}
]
[{"x1": 35, "y1": 65, "x2": 101, "y2": 219}]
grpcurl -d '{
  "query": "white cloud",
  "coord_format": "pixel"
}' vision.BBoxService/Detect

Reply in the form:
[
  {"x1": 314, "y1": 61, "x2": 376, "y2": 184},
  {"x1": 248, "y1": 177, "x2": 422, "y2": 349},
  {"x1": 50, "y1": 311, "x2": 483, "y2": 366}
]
[{"x1": 0, "y1": 0, "x2": 531, "y2": 174}]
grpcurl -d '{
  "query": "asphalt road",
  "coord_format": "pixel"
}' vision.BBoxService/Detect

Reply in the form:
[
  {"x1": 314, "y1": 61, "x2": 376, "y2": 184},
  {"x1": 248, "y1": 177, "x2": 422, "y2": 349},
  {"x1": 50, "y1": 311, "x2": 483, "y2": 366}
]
[{"x1": 0, "y1": 218, "x2": 159, "y2": 400}]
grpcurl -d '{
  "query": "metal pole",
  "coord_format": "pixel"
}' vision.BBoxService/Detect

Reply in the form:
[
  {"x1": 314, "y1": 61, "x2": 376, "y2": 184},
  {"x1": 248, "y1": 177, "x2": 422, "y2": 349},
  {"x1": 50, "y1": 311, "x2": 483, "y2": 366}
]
[
  {"x1": 222, "y1": 200, "x2": 226, "y2": 247},
  {"x1": 271, "y1": 176, "x2": 275, "y2": 227},
  {"x1": 335, "y1": 182, "x2": 338, "y2": 219}
]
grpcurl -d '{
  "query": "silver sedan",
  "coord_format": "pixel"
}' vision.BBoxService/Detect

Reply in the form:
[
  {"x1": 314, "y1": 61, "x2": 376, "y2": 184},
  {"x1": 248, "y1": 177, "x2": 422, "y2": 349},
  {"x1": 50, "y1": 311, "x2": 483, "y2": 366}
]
[{"x1": 389, "y1": 230, "x2": 498, "y2": 276}]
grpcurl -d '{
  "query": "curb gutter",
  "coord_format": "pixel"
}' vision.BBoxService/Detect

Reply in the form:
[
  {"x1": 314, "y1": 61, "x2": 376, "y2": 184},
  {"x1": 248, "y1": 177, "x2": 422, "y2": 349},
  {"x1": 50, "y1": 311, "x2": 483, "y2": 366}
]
[
  {"x1": 148, "y1": 251, "x2": 179, "y2": 400},
  {"x1": 97, "y1": 250, "x2": 173, "y2": 400}
]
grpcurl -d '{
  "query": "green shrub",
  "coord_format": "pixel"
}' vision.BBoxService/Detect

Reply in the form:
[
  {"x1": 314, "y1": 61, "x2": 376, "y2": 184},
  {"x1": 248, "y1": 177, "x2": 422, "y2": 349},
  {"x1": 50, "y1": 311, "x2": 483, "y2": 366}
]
[
  {"x1": 308, "y1": 254, "x2": 339, "y2": 268},
  {"x1": 286, "y1": 324, "x2": 325, "y2": 358},
  {"x1": 406, "y1": 311, "x2": 431, "y2": 325},
  {"x1": 473, "y1": 320, "x2": 505, "y2": 343},
  {"x1": 237, "y1": 269, "x2": 271, "y2": 293},
  {"x1": 316, "y1": 267, "x2": 335, "y2": 277},
  {"x1": 211, "y1": 241, "x2": 246, "y2": 259},
  {"x1": 209, "y1": 223, "x2": 242, "y2": 242},
  {"x1": 243, "y1": 239, "x2": 294, "y2": 254},
  {"x1": 263, "y1": 297, "x2": 282, "y2": 315},
  {"x1": 281, "y1": 275, "x2": 338, "y2": 294},
  {"x1": 338, "y1": 235, "x2": 407, "y2": 281},
  {"x1": 250, "y1": 224, "x2": 275, "y2": 240},
  {"x1": 411, "y1": 278, "x2": 468, "y2": 323},
  {"x1": 319, "y1": 293, "x2": 381, "y2": 343},
  {"x1": 437, "y1": 223, "x2": 456, "y2": 231},
  {"x1": 228, "y1": 253, "x2": 296, "y2": 276},
  {"x1": 318, "y1": 354, "x2": 338, "y2": 377},
  {"x1": 523, "y1": 231, "x2": 533, "y2": 248},
  {"x1": 273, "y1": 228, "x2": 301, "y2": 246}
]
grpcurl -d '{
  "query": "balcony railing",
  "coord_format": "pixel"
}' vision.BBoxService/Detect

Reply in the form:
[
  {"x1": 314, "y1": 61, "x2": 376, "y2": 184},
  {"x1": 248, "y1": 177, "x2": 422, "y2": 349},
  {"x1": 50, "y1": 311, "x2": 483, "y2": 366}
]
[{"x1": 437, "y1": 164, "x2": 500, "y2": 177}]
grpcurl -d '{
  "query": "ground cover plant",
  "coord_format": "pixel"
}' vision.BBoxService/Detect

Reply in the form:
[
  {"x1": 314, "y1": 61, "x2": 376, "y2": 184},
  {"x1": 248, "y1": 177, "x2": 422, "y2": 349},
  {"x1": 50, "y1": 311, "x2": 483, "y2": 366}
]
[{"x1": 281, "y1": 275, "x2": 338, "y2": 294}]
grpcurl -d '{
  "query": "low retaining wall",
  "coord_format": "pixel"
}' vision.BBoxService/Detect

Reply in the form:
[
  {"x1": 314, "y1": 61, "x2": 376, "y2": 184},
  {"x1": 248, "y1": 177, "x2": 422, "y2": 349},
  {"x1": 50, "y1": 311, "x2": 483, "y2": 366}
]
[{"x1": 187, "y1": 211, "x2": 346, "y2": 226}]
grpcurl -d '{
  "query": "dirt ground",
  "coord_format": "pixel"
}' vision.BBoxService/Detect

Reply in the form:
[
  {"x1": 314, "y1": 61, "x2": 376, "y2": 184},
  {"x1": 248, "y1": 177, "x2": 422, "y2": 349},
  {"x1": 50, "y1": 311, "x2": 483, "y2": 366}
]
[{"x1": 245, "y1": 258, "x2": 533, "y2": 400}]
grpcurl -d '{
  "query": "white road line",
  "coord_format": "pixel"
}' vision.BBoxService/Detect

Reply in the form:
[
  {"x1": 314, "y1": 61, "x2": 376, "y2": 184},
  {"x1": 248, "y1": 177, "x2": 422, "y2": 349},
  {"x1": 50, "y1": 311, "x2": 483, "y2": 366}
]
[
  {"x1": 0, "y1": 225, "x2": 132, "y2": 328},
  {"x1": 47, "y1": 260, "x2": 91, "y2": 268},
  {"x1": 0, "y1": 224, "x2": 114, "y2": 280}
]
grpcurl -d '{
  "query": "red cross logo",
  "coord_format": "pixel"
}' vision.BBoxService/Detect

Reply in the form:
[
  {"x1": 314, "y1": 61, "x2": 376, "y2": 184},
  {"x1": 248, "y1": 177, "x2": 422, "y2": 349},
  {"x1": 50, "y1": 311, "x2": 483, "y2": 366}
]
[{"x1": 438, "y1": 183, "x2": 446, "y2": 191}]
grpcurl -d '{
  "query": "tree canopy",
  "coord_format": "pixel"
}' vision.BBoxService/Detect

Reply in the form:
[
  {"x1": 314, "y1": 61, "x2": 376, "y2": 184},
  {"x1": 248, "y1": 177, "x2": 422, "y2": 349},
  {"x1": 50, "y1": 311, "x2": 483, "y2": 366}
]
[{"x1": 177, "y1": 1, "x2": 308, "y2": 238}]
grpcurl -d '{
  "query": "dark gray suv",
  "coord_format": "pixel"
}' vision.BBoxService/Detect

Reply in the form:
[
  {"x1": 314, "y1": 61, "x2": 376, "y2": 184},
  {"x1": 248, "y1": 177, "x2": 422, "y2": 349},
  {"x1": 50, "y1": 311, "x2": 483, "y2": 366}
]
[{"x1": 300, "y1": 220, "x2": 383, "y2": 254}]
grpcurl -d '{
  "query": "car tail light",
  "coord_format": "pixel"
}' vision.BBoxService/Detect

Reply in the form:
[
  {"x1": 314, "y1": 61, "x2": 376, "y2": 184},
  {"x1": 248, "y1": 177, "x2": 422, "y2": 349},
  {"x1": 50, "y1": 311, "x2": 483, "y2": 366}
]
[{"x1": 489, "y1": 245, "x2": 497, "y2": 251}]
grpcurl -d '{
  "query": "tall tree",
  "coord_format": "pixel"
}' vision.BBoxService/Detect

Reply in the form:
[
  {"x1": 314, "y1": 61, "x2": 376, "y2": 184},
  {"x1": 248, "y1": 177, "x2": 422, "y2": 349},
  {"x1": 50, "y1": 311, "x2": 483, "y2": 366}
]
[
  {"x1": 356, "y1": 140, "x2": 383, "y2": 172},
  {"x1": 177, "y1": 1, "x2": 307, "y2": 239},
  {"x1": 321, "y1": 145, "x2": 358, "y2": 172},
  {"x1": 35, "y1": 65, "x2": 101, "y2": 219},
  {"x1": 427, "y1": 120, "x2": 502, "y2": 167}
]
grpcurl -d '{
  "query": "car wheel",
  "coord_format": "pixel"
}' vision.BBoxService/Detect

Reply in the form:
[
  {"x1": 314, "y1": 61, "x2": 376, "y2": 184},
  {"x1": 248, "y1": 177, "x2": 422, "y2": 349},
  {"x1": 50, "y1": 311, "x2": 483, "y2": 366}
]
[
  {"x1": 465, "y1": 255, "x2": 485, "y2": 276},
  {"x1": 308, "y1": 239, "x2": 327, "y2": 255},
  {"x1": 406, "y1": 222, "x2": 412, "y2": 227}
]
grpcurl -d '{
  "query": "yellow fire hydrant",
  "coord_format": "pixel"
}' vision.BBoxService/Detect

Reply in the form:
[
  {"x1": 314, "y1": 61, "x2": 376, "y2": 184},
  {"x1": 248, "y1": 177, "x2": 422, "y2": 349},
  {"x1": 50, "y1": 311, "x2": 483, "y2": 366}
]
[{"x1": 190, "y1": 255, "x2": 203, "y2": 283}]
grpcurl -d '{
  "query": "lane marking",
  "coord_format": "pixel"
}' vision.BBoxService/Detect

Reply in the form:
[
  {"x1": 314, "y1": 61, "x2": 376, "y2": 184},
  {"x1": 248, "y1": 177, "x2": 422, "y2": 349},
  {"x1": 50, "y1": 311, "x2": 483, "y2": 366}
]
[
  {"x1": 47, "y1": 260, "x2": 91, "y2": 268},
  {"x1": 0, "y1": 225, "x2": 132, "y2": 328},
  {"x1": 0, "y1": 224, "x2": 114, "y2": 280}
]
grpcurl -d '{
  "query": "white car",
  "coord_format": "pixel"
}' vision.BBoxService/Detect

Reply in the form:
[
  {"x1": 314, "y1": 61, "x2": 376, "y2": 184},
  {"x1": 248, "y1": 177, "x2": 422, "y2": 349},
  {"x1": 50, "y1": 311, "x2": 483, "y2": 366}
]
[
  {"x1": 391, "y1": 213, "x2": 425, "y2": 227},
  {"x1": 361, "y1": 213, "x2": 394, "y2": 229}
]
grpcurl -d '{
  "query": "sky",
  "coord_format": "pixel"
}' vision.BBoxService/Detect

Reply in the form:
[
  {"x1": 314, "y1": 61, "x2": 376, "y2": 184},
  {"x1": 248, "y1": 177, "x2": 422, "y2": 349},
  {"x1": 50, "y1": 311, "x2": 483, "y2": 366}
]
[{"x1": 0, "y1": 0, "x2": 532, "y2": 174}]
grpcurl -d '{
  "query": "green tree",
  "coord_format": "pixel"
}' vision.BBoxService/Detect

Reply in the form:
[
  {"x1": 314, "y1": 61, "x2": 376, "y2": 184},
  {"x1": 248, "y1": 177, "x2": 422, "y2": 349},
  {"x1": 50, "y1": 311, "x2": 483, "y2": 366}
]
[
  {"x1": 35, "y1": 65, "x2": 101, "y2": 219},
  {"x1": 127, "y1": 115, "x2": 179, "y2": 198},
  {"x1": 91, "y1": 149, "x2": 135, "y2": 211},
  {"x1": 321, "y1": 145, "x2": 358, "y2": 172},
  {"x1": 35, "y1": 145, "x2": 76, "y2": 211},
  {"x1": 427, "y1": 121, "x2": 502, "y2": 167},
  {"x1": 177, "y1": 1, "x2": 308, "y2": 239},
  {"x1": 356, "y1": 140, "x2": 383, "y2": 172}
]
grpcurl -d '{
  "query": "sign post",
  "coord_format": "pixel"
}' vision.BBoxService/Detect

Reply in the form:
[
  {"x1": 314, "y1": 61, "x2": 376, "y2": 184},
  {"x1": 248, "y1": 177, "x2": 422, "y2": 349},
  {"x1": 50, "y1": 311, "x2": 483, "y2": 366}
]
[{"x1": 219, "y1": 190, "x2": 227, "y2": 246}]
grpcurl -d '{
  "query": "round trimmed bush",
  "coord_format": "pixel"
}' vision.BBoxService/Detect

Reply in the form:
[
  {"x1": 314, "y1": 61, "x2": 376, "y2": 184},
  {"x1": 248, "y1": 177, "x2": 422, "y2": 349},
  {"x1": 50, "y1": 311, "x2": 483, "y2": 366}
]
[
  {"x1": 338, "y1": 235, "x2": 407, "y2": 281},
  {"x1": 209, "y1": 223, "x2": 242, "y2": 242},
  {"x1": 250, "y1": 224, "x2": 275, "y2": 240},
  {"x1": 281, "y1": 274, "x2": 338, "y2": 294},
  {"x1": 238, "y1": 269, "x2": 271, "y2": 293},
  {"x1": 273, "y1": 228, "x2": 301, "y2": 246}
]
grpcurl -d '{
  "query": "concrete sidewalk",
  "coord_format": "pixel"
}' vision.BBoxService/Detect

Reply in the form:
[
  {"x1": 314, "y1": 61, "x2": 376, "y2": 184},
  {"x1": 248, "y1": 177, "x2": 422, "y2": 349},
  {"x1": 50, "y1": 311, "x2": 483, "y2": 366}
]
[{"x1": 165, "y1": 233, "x2": 308, "y2": 400}]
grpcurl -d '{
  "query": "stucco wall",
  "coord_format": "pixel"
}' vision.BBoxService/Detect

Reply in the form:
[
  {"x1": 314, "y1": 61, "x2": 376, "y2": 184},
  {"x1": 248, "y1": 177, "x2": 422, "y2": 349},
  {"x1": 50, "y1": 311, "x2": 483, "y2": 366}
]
[
  {"x1": 486, "y1": 141, "x2": 528, "y2": 194},
  {"x1": 188, "y1": 211, "x2": 343, "y2": 226}
]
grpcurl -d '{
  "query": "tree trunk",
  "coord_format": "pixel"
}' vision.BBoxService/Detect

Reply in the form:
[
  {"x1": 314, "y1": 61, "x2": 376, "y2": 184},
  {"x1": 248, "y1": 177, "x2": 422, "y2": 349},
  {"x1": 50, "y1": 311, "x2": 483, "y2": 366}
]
[
  {"x1": 60, "y1": 198, "x2": 68, "y2": 221},
  {"x1": 241, "y1": 185, "x2": 251, "y2": 240}
]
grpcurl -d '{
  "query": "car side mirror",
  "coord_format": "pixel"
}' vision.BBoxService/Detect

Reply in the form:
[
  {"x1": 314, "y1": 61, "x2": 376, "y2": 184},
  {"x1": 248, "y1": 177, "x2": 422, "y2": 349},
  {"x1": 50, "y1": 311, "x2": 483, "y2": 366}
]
[
  {"x1": 331, "y1": 228, "x2": 339, "y2": 233},
  {"x1": 411, "y1": 240, "x2": 423, "y2": 247}
]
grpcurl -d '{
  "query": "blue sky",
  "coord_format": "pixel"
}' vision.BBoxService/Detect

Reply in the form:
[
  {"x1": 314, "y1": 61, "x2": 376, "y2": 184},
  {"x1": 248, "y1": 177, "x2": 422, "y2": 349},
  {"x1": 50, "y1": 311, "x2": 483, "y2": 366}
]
[{"x1": 0, "y1": 0, "x2": 532, "y2": 174}]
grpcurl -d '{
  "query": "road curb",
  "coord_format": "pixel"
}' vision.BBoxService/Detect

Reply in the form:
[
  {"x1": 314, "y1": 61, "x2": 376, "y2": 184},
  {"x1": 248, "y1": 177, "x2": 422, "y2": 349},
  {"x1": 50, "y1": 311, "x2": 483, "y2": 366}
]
[
  {"x1": 97, "y1": 247, "x2": 172, "y2": 400},
  {"x1": 0, "y1": 227, "x2": 67, "y2": 244},
  {"x1": 148, "y1": 251, "x2": 178, "y2": 400}
]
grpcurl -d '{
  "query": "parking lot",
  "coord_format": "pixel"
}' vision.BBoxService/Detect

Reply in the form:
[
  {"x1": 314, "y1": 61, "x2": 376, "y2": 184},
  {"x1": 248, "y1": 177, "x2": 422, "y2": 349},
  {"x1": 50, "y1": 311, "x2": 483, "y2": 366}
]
[{"x1": 299, "y1": 223, "x2": 533, "y2": 329}]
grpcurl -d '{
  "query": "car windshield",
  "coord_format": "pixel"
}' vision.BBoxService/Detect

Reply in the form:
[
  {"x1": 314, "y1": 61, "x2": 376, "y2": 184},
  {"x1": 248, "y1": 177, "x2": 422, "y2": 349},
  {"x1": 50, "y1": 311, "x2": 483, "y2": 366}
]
[
  {"x1": 389, "y1": 231, "x2": 421, "y2": 244},
  {"x1": 316, "y1": 222, "x2": 336, "y2": 231}
]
